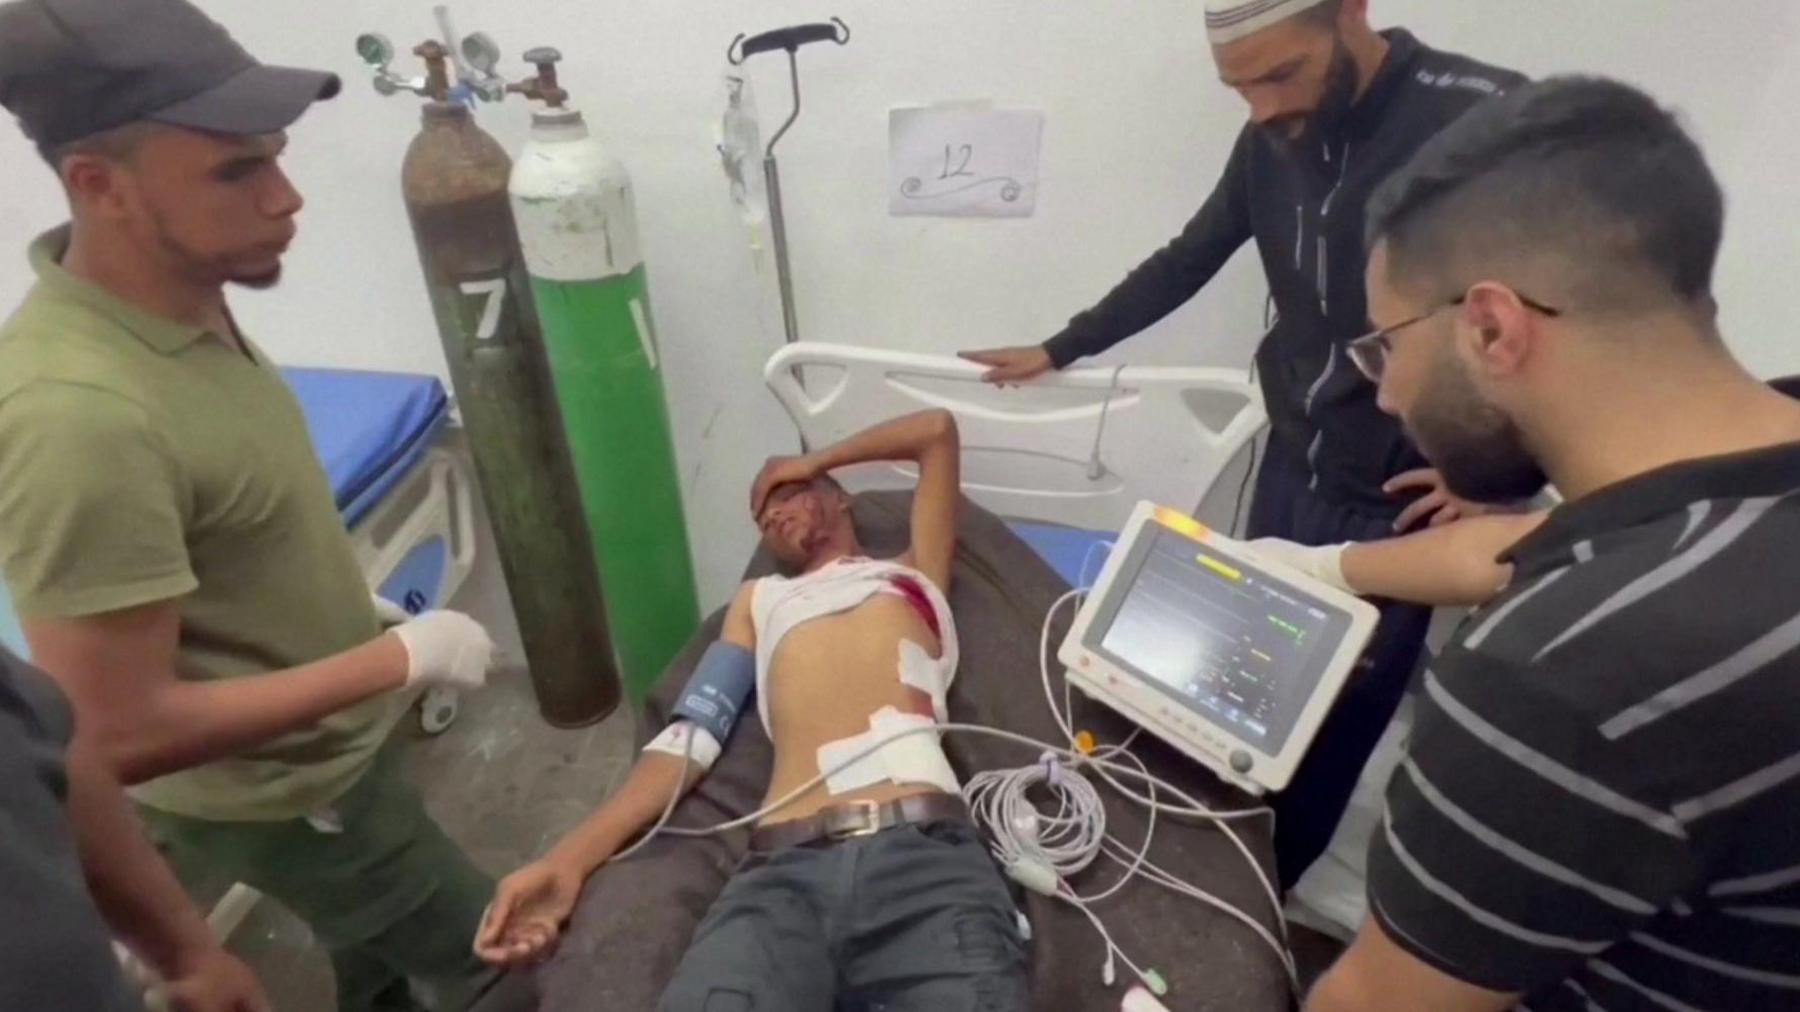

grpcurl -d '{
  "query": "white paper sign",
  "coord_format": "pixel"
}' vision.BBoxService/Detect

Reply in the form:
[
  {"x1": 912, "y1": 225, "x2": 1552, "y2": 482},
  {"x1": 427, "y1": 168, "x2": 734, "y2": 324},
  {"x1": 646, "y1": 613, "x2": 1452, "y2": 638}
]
[{"x1": 888, "y1": 106, "x2": 1043, "y2": 218}]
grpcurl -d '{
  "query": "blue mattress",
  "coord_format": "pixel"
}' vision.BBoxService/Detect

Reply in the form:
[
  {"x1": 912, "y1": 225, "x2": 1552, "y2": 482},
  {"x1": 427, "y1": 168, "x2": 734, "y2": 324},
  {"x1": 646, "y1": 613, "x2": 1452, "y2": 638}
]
[
  {"x1": 1007, "y1": 521, "x2": 1116, "y2": 589},
  {"x1": 282, "y1": 367, "x2": 450, "y2": 527}
]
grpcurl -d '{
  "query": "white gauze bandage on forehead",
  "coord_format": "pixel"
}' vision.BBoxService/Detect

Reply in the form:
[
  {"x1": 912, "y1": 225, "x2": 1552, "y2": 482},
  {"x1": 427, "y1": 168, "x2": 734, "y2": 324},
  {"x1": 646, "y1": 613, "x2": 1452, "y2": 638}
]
[
  {"x1": 1205, "y1": 0, "x2": 1330, "y2": 45},
  {"x1": 815, "y1": 706, "x2": 960, "y2": 796}
]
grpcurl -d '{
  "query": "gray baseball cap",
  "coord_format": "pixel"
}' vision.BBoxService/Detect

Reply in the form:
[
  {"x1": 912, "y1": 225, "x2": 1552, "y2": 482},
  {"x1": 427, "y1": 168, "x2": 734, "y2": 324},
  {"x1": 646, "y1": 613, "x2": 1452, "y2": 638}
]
[{"x1": 0, "y1": 0, "x2": 339, "y2": 153}]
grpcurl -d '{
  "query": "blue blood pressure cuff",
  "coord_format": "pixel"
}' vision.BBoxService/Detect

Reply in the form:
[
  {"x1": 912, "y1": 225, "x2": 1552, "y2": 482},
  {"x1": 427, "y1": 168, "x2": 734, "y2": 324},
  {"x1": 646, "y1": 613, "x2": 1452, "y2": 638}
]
[{"x1": 670, "y1": 641, "x2": 755, "y2": 745}]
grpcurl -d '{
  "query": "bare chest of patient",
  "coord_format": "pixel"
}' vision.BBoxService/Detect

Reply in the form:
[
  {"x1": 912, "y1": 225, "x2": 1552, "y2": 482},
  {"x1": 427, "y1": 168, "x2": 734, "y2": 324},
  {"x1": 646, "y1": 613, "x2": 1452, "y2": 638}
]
[{"x1": 765, "y1": 594, "x2": 941, "y2": 748}]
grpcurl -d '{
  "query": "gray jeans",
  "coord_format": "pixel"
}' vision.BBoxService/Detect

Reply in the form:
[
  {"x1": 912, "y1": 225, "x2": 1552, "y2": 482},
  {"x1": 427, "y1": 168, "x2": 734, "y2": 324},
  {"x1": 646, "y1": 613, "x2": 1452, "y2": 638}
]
[{"x1": 657, "y1": 820, "x2": 1029, "y2": 1012}]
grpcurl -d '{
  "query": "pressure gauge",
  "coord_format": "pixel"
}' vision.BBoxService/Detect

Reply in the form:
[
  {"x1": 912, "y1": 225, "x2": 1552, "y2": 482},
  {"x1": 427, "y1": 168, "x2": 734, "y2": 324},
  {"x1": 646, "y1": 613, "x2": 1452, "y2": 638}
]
[
  {"x1": 355, "y1": 32, "x2": 395, "y2": 70},
  {"x1": 461, "y1": 32, "x2": 501, "y2": 76}
]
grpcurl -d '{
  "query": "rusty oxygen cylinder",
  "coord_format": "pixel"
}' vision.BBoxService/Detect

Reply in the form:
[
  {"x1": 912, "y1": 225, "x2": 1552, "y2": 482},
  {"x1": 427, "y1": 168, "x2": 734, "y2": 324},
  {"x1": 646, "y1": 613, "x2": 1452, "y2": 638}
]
[{"x1": 398, "y1": 41, "x2": 619, "y2": 725}]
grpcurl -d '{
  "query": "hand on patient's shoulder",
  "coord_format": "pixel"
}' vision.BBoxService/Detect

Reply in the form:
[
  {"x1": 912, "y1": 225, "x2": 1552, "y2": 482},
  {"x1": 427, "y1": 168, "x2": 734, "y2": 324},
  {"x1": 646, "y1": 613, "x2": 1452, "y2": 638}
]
[
  {"x1": 474, "y1": 858, "x2": 584, "y2": 967},
  {"x1": 389, "y1": 610, "x2": 495, "y2": 691}
]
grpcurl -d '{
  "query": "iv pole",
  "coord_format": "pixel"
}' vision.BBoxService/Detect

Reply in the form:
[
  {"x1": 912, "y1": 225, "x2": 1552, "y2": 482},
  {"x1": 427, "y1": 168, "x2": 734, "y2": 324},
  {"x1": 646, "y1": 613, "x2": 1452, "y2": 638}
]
[{"x1": 727, "y1": 18, "x2": 851, "y2": 346}]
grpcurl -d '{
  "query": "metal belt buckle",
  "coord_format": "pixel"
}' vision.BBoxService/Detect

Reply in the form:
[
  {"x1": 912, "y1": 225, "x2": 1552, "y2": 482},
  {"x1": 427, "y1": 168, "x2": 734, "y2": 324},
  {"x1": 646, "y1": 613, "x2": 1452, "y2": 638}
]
[{"x1": 826, "y1": 799, "x2": 883, "y2": 840}]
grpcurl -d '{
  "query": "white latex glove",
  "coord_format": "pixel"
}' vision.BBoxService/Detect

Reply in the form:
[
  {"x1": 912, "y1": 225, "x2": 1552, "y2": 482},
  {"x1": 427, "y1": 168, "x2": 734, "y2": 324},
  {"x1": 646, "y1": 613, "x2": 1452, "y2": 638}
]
[
  {"x1": 1246, "y1": 538, "x2": 1354, "y2": 595},
  {"x1": 371, "y1": 594, "x2": 411, "y2": 628},
  {"x1": 391, "y1": 611, "x2": 494, "y2": 690}
]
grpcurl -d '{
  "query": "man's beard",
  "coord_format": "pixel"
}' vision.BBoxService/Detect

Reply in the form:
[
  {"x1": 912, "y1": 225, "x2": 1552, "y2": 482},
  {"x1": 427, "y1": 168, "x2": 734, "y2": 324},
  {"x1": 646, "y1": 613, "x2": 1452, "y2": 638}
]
[
  {"x1": 147, "y1": 203, "x2": 284, "y2": 291},
  {"x1": 1276, "y1": 39, "x2": 1360, "y2": 145},
  {"x1": 1407, "y1": 345, "x2": 1548, "y2": 504}
]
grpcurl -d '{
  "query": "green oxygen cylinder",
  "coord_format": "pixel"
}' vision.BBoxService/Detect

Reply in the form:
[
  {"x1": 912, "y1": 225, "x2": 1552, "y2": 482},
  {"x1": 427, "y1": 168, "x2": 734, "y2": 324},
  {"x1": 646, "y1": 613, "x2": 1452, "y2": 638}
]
[
  {"x1": 394, "y1": 41, "x2": 621, "y2": 725},
  {"x1": 506, "y1": 49, "x2": 700, "y2": 703}
]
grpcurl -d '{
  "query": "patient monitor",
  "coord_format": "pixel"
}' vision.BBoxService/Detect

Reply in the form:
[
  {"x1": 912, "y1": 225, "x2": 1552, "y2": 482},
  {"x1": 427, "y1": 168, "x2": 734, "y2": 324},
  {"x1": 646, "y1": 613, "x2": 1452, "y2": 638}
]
[{"x1": 1060, "y1": 502, "x2": 1378, "y2": 795}]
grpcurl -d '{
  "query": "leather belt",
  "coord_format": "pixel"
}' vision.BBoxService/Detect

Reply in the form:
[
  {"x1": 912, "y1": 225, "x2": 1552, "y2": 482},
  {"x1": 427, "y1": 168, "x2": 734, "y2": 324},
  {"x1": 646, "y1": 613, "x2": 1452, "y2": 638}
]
[{"x1": 749, "y1": 792, "x2": 972, "y2": 852}]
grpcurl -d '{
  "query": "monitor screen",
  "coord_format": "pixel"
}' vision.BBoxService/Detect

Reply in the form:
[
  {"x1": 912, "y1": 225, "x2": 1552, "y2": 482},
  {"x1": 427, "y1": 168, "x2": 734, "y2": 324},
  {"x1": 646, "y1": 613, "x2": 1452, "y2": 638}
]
[{"x1": 1081, "y1": 525, "x2": 1357, "y2": 755}]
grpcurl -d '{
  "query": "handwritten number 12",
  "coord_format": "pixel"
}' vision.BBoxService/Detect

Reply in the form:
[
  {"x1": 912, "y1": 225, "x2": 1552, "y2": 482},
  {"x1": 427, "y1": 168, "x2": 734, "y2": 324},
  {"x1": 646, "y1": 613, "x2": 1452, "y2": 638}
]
[{"x1": 939, "y1": 144, "x2": 975, "y2": 180}]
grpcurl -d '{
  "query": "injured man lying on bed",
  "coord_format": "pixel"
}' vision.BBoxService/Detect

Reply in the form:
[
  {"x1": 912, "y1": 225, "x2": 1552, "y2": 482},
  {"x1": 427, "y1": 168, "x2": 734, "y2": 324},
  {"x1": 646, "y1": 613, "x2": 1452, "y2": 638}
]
[{"x1": 474, "y1": 408, "x2": 1029, "y2": 1009}]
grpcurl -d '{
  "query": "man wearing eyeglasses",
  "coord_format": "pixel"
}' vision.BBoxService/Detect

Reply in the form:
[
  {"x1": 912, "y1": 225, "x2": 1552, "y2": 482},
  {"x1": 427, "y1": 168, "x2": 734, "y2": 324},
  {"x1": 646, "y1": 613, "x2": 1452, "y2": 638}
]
[
  {"x1": 963, "y1": 0, "x2": 1525, "y2": 887},
  {"x1": 1347, "y1": 293, "x2": 1560, "y2": 384},
  {"x1": 1301, "y1": 75, "x2": 1800, "y2": 1012}
]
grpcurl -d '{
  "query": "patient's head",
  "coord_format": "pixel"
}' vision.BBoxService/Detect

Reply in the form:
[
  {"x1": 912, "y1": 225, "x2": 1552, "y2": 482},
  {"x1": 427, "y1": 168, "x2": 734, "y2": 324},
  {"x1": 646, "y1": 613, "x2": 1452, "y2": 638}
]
[{"x1": 757, "y1": 475, "x2": 857, "y2": 573}]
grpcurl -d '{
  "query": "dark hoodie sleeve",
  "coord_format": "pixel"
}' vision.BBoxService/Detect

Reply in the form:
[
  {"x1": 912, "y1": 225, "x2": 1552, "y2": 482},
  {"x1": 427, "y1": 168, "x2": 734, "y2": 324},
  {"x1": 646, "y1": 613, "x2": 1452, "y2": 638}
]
[{"x1": 1043, "y1": 127, "x2": 1254, "y2": 368}]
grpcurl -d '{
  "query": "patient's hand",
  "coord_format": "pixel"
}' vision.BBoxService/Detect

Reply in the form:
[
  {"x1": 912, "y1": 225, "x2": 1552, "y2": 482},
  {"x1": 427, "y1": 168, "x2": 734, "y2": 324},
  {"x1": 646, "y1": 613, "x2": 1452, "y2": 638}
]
[
  {"x1": 751, "y1": 453, "x2": 822, "y2": 516},
  {"x1": 473, "y1": 859, "x2": 584, "y2": 966}
]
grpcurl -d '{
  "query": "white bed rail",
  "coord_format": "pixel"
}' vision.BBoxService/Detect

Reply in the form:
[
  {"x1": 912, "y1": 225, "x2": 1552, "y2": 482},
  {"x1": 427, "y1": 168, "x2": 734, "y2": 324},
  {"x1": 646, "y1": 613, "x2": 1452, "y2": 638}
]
[
  {"x1": 349, "y1": 446, "x2": 477, "y2": 611},
  {"x1": 765, "y1": 343, "x2": 1267, "y2": 532}
]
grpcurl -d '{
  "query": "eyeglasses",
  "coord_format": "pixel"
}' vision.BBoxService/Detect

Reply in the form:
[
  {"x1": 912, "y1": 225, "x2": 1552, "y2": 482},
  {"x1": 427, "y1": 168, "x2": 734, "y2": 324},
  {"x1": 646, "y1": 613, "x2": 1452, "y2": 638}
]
[{"x1": 1347, "y1": 291, "x2": 1562, "y2": 382}]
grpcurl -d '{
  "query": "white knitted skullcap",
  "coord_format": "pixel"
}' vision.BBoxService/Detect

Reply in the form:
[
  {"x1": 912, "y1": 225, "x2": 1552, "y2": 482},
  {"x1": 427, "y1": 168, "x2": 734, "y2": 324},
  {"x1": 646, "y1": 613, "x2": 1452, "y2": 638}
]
[{"x1": 1205, "y1": 0, "x2": 1331, "y2": 44}]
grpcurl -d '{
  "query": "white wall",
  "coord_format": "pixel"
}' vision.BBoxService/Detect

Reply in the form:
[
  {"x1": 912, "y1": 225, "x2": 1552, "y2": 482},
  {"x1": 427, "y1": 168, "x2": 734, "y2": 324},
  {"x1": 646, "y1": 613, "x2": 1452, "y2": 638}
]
[{"x1": 4, "y1": 1, "x2": 1798, "y2": 613}]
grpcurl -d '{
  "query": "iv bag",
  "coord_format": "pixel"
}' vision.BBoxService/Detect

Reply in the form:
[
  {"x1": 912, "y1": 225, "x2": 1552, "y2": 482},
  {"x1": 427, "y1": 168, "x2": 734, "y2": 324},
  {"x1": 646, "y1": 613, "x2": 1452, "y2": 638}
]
[{"x1": 717, "y1": 69, "x2": 768, "y2": 247}]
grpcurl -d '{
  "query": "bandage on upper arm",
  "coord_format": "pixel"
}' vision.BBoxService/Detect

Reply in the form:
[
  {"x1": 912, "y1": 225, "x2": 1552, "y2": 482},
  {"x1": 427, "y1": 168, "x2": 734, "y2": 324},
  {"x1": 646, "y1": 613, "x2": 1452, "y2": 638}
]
[
  {"x1": 644, "y1": 720, "x2": 724, "y2": 770},
  {"x1": 643, "y1": 640, "x2": 755, "y2": 772}
]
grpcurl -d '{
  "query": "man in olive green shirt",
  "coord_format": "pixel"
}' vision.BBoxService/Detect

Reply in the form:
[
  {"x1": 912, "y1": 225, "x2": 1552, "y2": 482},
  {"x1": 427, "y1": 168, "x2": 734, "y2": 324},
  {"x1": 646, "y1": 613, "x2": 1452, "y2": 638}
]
[{"x1": 0, "y1": 1, "x2": 509, "y2": 1009}]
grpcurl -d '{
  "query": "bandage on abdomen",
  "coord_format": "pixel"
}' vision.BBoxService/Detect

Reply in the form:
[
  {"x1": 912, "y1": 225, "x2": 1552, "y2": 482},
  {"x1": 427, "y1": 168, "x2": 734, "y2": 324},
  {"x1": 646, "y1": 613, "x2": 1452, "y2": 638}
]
[{"x1": 814, "y1": 705, "x2": 960, "y2": 795}]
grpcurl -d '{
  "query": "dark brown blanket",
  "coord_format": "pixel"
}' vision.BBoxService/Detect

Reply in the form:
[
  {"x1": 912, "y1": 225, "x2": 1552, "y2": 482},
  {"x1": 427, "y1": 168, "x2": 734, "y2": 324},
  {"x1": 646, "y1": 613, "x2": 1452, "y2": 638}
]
[{"x1": 533, "y1": 492, "x2": 1288, "y2": 1011}]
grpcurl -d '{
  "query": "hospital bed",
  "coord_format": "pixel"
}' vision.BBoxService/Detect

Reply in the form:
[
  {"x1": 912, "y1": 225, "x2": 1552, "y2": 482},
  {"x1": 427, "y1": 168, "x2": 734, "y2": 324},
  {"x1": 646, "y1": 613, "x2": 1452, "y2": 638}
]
[
  {"x1": 282, "y1": 366, "x2": 478, "y2": 732},
  {"x1": 765, "y1": 342, "x2": 1269, "y2": 582},
  {"x1": 285, "y1": 367, "x2": 474, "y2": 623},
  {"x1": 533, "y1": 343, "x2": 1291, "y2": 1011}
]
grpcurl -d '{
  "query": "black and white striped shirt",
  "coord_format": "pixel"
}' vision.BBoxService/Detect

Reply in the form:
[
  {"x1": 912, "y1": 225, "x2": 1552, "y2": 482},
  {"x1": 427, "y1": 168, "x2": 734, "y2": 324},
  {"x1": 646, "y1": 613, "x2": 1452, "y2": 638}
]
[{"x1": 1367, "y1": 437, "x2": 1800, "y2": 1011}]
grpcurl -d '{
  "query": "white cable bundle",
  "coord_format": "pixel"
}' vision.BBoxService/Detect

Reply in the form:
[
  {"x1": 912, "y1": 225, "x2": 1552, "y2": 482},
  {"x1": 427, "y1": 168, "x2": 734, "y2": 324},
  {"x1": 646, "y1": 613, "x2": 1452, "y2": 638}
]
[
  {"x1": 965, "y1": 752, "x2": 1108, "y2": 889},
  {"x1": 959, "y1": 588, "x2": 1299, "y2": 998},
  {"x1": 963, "y1": 748, "x2": 1171, "y2": 994},
  {"x1": 628, "y1": 585, "x2": 1300, "y2": 1000}
]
